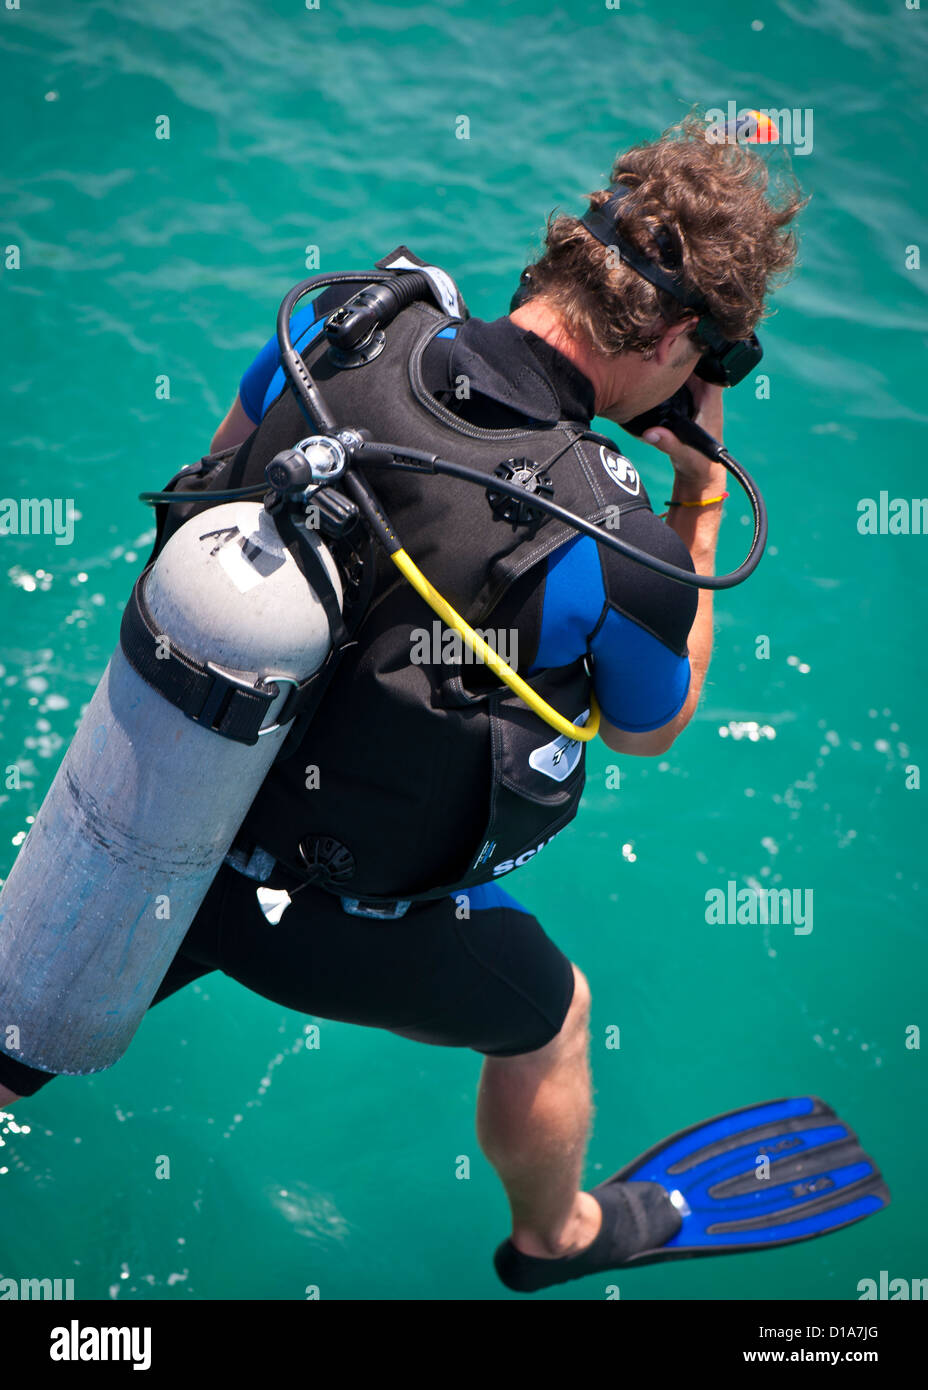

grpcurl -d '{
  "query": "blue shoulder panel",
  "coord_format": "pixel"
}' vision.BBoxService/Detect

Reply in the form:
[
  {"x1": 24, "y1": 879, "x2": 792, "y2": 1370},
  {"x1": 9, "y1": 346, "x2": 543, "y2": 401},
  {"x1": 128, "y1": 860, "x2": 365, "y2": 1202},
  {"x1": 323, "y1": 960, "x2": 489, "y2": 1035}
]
[
  {"x1": 241, "y1": 317, "x2": 458, "y2": 425},
  {"x1": 527, "y1": 535, "x2": 691, "y2": 733},
  {"x1": 239, "y1": 305, "x2": 326, "y2": 423},
  {"x1": 590, "y1": 607, "x2": 691, "y2": 732},
  {"x1": 459, "y1": 881, "x2": 528, "y2": 914}
]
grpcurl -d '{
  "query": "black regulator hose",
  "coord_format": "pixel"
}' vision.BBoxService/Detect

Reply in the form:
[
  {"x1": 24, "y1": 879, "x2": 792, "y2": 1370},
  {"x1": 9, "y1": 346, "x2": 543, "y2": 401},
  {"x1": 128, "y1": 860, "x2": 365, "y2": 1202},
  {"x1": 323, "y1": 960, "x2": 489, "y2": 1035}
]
[
  {"x1": 272, "y1": 274, "x2": 767, "y2": 589},
  {"x1": 353, "y1": 438, "x2": 766, "y2": 591},
  {"x1": 140, "y1": 276, "x2": 767, "y2": 591},
  {"x1": 139, "y1": 483, "x2": 268, "y2": 505}
]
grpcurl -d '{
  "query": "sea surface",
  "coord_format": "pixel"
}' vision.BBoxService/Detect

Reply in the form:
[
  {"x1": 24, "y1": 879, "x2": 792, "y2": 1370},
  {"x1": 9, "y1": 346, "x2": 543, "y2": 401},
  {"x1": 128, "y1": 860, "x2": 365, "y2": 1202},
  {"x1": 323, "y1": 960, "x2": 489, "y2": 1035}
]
[{"x1": 0, "y1": 0, "x2": 924, "y2": 1301}]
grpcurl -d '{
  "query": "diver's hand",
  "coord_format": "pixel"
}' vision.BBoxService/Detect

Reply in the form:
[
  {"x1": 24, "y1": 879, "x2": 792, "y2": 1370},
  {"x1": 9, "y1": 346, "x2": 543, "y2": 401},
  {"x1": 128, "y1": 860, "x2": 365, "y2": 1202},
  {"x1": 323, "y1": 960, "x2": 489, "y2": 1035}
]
[{"x1": 642, "y1": 377, "x2": 727, "y2": 494}]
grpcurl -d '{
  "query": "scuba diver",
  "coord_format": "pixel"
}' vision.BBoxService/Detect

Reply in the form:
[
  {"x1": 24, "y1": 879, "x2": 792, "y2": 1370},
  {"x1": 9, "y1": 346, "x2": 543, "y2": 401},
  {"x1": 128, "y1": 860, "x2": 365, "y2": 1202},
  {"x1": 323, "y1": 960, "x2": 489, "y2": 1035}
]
[{"x1": 0, "y1": 116, "x2": 889, "y2": 1292}]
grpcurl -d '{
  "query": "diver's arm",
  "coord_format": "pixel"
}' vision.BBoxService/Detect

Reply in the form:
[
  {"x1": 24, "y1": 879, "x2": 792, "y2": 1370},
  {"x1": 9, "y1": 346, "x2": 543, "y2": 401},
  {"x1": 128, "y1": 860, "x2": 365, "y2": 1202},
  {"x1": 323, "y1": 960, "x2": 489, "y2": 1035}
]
[
  {"x1": 598, "y1": 718, "x2": 676, "y2": 757},
  {"x1": 598, "y1": 494, "x2": 722, "y2": 756},
  {"x1": 210, "y1": 393, "x2": 256, "y2": 454},
  {"x1": 600, "y1": 380, "x2": 726, "y2": 757},
  {"x1": 601, "y1": 477, "x2": 724, "y2": 756}
]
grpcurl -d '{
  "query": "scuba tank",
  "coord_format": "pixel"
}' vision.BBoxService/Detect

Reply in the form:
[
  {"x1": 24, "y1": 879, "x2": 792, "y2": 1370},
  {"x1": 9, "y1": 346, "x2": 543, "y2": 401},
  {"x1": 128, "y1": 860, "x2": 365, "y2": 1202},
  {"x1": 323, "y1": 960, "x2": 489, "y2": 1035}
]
[{"x1": 0, "y1": 499, "x2": 341, "y2": 1075}]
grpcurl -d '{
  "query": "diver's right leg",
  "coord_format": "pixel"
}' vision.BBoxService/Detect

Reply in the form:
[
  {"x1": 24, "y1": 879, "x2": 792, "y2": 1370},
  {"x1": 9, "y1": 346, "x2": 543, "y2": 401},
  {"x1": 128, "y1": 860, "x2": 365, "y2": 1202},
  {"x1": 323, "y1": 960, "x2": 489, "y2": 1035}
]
[{"x1": 476, "y1": 963, "x2": 603, "y2": 1259}]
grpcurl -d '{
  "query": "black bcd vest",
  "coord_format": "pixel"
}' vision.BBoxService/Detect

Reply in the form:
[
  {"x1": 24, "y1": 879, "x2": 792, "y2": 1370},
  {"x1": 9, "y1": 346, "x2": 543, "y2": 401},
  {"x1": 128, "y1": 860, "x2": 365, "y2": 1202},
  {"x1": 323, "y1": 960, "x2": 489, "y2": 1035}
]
[{"x1": 144, "y1": 260, "x2": 654, "y2": 906}]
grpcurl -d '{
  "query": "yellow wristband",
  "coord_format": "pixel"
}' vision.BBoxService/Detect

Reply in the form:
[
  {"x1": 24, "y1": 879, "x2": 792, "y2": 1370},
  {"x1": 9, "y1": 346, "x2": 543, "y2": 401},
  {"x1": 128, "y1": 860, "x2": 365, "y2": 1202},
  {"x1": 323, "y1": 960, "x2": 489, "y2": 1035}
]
[{"x1": 664, "y1": 491, "x2": 729, "y2": 508}]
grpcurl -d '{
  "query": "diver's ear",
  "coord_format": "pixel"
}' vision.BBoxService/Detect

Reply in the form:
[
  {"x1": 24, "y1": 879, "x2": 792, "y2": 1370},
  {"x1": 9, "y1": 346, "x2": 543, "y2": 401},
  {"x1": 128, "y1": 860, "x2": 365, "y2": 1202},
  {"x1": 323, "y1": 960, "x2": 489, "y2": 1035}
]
[{"x1": 654, "y1": 316, "x2": 700, "y2": 366}]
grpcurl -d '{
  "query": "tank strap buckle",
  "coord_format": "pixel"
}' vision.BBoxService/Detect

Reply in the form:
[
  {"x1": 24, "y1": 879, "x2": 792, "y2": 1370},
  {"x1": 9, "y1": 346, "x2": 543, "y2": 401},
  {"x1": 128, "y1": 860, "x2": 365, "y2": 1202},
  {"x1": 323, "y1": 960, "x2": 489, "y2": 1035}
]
[
  {"x1": 194, "y1": 661, "x2": 277, "y2": 738},
  {"x1": 119, "y1": 568, "x2": 280, "y2": 745}
]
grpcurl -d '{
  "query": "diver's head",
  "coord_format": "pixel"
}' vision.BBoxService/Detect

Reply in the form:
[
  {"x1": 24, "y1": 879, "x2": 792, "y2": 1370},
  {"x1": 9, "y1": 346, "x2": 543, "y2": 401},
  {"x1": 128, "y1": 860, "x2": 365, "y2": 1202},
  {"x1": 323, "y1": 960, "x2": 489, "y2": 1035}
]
[
  {"x1": 510, "y1": 112, "x2": 807, "y2": 424},
  {"x1": 511, "y1": 291, "x2": 702, "y2": 425}
]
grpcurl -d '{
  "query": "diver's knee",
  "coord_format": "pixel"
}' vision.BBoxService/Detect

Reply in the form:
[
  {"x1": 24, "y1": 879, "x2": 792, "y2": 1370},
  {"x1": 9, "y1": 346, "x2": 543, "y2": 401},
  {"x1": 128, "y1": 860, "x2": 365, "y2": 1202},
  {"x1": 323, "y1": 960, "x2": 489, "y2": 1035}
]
[
  {"x1": 547, "y1": 967, "x2": 591, "y2": 1050},
  {"x1": 480, "y1": 964, "x2": 590, "y2": 1068},
  {"x1": 564, "y1": 963, "x2": 591, "y2": 1032},
  {"x1": 525, "y1": 964, "x2": 590, "y2": 1062}
]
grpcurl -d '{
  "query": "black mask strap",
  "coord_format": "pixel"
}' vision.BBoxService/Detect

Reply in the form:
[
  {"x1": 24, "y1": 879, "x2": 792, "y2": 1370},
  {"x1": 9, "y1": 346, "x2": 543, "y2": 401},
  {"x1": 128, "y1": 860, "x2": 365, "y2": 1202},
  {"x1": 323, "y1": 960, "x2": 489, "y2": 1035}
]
[{"x1": 580, "y1": 182, "x2": 708, "y2": 316}]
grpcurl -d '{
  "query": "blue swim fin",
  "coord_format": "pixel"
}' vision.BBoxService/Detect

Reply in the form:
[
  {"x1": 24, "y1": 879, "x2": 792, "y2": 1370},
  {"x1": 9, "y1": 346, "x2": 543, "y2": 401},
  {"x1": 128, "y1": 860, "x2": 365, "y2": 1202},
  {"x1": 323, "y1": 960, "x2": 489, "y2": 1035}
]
[
  {"x1": 494, "y1": 1096, "x2": 890, "y2": 1291},
  {"x1": 616, "y1": 1094, "x2": 890, "y2": 1265}
]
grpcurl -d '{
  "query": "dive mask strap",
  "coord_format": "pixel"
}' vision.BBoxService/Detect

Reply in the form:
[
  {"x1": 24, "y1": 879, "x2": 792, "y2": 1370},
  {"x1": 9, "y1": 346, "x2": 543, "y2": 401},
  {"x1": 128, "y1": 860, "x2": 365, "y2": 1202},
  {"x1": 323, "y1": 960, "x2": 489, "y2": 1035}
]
[{"x1": 580, "y1": 182, "x2": 708, "y2": 315}]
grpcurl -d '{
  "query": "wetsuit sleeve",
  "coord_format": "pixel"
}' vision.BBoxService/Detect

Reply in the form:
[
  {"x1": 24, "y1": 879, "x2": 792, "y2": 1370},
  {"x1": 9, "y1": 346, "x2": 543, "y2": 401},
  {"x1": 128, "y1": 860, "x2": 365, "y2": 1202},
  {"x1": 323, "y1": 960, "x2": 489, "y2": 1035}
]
[
  {"x1": 593, "y1": 507, "x2": 698, "y2": 730},
  {"x1": 589, "y1": 608, "x2": 691, "y2": 731},
  {"x1": 526, "y1": 513, "x2": 698, "y2": 733}
]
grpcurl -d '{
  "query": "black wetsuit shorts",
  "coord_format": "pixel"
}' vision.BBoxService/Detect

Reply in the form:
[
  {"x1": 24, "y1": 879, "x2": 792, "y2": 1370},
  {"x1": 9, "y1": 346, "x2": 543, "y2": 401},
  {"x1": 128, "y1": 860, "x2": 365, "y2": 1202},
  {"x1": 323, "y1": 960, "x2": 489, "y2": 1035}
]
[{"x1": 0, "y1": 865, "x2": 576, "y2": 1098}]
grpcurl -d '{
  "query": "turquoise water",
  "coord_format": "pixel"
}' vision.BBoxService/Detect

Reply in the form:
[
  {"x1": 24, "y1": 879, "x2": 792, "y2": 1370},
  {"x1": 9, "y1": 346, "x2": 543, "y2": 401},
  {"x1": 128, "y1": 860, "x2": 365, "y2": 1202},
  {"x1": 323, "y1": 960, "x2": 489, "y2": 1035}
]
[{"x1": 1, "y1": 0, "x2": 925, "y2": 1301}]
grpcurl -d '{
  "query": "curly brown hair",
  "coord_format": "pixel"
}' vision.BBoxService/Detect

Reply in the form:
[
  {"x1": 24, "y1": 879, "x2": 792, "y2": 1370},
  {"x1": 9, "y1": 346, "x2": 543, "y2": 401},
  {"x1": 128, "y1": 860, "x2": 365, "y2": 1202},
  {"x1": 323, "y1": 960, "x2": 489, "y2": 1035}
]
[{"x1": 520, "y1": 112, "x2": 808, "y2": 358}]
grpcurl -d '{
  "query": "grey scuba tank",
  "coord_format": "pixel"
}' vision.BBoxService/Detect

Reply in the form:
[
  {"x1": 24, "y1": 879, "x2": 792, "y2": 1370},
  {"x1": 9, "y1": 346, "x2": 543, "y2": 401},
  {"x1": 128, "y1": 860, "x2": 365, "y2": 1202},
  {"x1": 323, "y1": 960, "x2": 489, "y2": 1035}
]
[{"x1": 0, "y1": 500, "x2": 339, "y2": 1076}]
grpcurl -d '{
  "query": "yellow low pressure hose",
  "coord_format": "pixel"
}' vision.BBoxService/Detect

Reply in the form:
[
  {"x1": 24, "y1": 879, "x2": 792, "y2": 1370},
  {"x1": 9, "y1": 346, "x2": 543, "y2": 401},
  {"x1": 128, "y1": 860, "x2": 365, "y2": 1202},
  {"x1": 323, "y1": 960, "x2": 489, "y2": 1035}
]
[{"x1": 390, "y1": 547, "x2": 600, "y2": 743}]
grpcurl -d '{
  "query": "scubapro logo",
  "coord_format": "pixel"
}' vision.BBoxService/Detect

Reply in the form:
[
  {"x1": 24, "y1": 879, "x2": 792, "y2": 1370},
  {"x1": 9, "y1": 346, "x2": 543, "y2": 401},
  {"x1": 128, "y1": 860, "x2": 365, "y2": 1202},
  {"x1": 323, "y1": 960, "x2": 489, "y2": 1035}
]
[
  {"x1": 599, "y1": 446, "x2": 639, "y2": 496},
  {"x1": 492, "y1": 832, "x2": 562, "y2": 877}
]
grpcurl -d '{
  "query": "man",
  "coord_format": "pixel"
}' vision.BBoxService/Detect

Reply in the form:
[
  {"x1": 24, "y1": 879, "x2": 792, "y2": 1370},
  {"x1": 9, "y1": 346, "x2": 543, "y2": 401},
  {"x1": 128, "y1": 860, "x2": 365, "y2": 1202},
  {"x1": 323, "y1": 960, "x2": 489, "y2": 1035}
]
[{"x1": 0, "y1": 117, "x2": 816, "y2": 1289}]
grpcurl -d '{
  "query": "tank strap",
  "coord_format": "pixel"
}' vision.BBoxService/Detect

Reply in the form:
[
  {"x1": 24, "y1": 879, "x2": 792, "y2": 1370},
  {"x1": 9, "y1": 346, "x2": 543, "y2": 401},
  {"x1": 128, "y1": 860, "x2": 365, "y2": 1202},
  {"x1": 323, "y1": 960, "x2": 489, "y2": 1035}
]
[
  {"x1": 268, "y1": 504, "x2": 350, "y2": 651},
  {"x1": 119, "y1": 566, "x2": 281, "y2": 745}
]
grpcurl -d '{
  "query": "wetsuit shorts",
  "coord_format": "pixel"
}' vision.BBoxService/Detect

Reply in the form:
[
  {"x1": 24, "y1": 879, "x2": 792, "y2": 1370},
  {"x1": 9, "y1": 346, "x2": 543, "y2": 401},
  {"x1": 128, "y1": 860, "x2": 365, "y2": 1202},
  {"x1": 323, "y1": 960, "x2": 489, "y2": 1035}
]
[{"x1": 0, "y1": 864, "x2": 576, "y2": 1097}]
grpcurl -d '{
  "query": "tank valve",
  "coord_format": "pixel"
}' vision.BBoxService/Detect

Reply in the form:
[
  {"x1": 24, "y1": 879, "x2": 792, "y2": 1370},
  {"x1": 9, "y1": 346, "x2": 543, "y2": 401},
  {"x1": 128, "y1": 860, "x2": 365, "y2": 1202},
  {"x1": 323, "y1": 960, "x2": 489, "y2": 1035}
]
[{"x1": 266, "y1": 435, "x2": 348, "y2": 498}]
